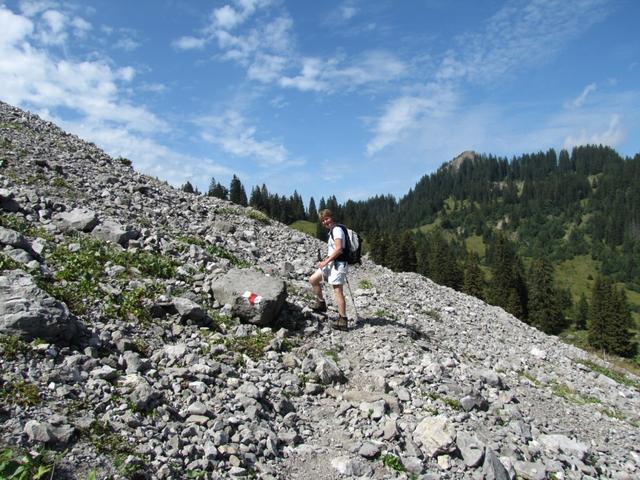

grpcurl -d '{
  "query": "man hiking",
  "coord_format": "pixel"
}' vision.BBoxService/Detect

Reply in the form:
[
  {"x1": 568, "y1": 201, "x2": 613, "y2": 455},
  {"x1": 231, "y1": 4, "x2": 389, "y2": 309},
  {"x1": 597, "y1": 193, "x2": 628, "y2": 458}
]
[{"x1": 309, "y1": 209, "x2": 349, "y2": 331}]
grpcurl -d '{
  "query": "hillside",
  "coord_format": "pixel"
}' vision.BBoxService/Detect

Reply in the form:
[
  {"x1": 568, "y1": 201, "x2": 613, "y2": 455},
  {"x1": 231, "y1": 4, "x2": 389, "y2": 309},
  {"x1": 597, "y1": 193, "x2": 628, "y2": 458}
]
[{"x1": 1, "y1": 101, "x2": 639, "y2": 479}]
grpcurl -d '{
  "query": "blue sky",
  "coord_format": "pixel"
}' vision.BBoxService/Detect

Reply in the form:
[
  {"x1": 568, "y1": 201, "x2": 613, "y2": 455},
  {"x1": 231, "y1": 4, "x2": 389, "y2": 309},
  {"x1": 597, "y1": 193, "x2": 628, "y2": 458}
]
[{"x1": 1, "y1": 0, "x2": 639, "y2": 206}]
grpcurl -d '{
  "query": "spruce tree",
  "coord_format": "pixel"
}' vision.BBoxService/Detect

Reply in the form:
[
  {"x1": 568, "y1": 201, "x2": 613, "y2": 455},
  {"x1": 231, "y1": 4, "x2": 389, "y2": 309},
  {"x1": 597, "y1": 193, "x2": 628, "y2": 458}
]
[
  {"x1": 609, "y1": 286, "x2": 636, "y2": 357},
  {"x1": 181, "y1": 181, "x2": 195, "y2": 193},
  {"x1": 487, "y1": 234, "x2": 528, "y2": 320},
  {"x1": 575, "y1": 292, "x2": 589, "y2": 330},
  {"x1": 527, "y1": 257, "x2": 565, "y2": 334},
  {"x1": 229, "y1": 175, "x2": 247, "y2": 206},
  {"x1": 463, "y1": 252, "x2": 485, "y2": 300},
  {"x1": 588, "y1": 275, "x2": 612, "y2": 353},
  {"x1": 308, "y1": 197, "x2": 318, "y2": 223}
]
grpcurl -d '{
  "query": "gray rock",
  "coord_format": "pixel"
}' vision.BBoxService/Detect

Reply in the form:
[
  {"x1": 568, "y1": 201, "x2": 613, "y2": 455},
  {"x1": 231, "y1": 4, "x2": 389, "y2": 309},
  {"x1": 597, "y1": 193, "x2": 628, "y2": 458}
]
[
  {"x1": 173, "y1": 296, "x2": 208, "y2": 324},
  {"x1": 315, "y1": 356, "x2": 345, "y2": 384},
  {"x1": 413, "y1": 415, "x2": 457, "y2": 457},
  {"x1": 92, "y1": 219, "x2": 137, "y2": 246},
  {"x1": 513, "y1": 460, "x2": 547, "y2": 480},
  {"x1": 53, "y1": 207, "x2": 98, "y2": 232},
  {"x1": 358, "y1": 441, "x2": 380, "y2": 458},
  {"x1": 0, "y1": 269, "x2": 84, "y2": 343},
  {"x1": 0, "y1": 226, "x2": 31, "y2": 250},
  {"x1": 24, "y1": 420, "x2": 75, "y2": 446},
  {"x1": 538, "y1": 433, "x2": 590, "y2": 461},
  {"x1": 483, "y1": 448, "x2": 510, "y2": 480},
  {"x1": 457, "y1": 431, "x2": 485, "y2": 467},
  {"x1": 330, "y1": 456, "x2": 372, "y2": 476},
  {"x1": 211, "y1": 269, "x2": 287, "y2": 326}
]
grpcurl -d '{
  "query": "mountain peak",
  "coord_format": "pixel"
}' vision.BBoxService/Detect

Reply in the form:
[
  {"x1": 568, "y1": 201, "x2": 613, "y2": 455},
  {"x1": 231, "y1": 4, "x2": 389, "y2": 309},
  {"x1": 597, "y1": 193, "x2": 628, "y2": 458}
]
[{"x1": 441, "y1": 150, "x2": 477, "y2": 172}]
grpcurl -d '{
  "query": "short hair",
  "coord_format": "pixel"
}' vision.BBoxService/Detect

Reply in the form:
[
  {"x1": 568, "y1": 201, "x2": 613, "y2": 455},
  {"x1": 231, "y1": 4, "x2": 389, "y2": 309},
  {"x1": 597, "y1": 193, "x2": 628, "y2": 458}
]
[{"x1": 319, "y1": 209, "x2": 333, "y2": 221}]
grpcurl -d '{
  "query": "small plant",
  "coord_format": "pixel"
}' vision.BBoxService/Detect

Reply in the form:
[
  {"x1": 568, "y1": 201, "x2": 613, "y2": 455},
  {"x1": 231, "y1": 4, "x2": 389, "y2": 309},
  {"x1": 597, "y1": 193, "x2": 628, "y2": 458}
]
[
  {"x1": 519, "y1": 371, "x2": 540, "y2": 386},
  {"x1": 551, "y1": 382, "x2": 600, "y2": 406},
  {"x1": 116, "y1": 156, "x2": 132, "y2": 166},
  {"x1": 359, "y1": 279, "x2": 373, "y2": 289},
  {"x1": 575, "y1": 359, "x2": 639, "y2": 389},
  {"x1": 186, "y1": 469, "x2": 207, "y2": 479},
  {"x1": 225, "y1": 331, "x2": 274, "y2": 360},
  {"x1": 425, "y1": 392, "x2": 463, "y2": 411},
  {"x1": 381, "y1": 453, "x2": 405, "y2": 472},
  {"x1": 1, "y1": 378, "x2": 41, "y2": 406},
  {"x1": 601, "y1": 407, "x2": 626, "y2": 421},
  {"x1": 374, "y1": 309, "x2": 389, "y2": 318},
  {"x1": 51, "y1": 177, "x2": 68, "y2": 188},
  {"x1": 246, "y1": 209, "x2": 271, "y2": 225},
  {"x1": 325, "y1": 349, "x2": 339, "y2": 362},
  {"x1": 0, "y1": 213, "x2": 53, "y2": 240},
  {"x1": 83, "y1": 421, "x2": 146, "y2": 478},
  {"x1": 0, "y1": 335, "x2": 30, "y2": 359},
  {"x1": 0, "y1": 448, "x2": 54, "y2": 480},
  {"x1": 209, "y1": 310, "x2": 235, "y2": 330},
  {"x1": 206, "y1": 244, "x2": 250, "y2": 268}
]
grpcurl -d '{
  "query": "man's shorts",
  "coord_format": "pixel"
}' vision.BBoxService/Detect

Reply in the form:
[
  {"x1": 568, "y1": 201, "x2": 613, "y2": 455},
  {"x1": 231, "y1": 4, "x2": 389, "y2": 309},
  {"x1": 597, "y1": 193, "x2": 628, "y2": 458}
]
[{"x1": 319, "y1": 261, "x2": 348, "y2": 285}]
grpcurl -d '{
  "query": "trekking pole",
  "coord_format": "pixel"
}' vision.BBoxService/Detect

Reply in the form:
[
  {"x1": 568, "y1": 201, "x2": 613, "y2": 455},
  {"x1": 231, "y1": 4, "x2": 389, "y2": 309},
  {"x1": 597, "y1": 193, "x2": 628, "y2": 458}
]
[{"x1": 344, "y1": 276, "x2": 360, "y2": 322}]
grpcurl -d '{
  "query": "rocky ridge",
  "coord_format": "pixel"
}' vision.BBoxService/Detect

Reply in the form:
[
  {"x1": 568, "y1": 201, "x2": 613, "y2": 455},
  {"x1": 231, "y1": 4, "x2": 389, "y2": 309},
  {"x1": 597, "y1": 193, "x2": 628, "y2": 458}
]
[{"x1": 0, "y1": 100, "x2": 639, "y2": 479}]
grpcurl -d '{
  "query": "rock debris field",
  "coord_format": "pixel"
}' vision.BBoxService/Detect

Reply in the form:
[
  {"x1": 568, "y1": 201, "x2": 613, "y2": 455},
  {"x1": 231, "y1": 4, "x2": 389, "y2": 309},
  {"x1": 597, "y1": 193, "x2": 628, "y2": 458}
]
[{"x1": 0, "y1": 100, "x2": 639, "y2": 479}]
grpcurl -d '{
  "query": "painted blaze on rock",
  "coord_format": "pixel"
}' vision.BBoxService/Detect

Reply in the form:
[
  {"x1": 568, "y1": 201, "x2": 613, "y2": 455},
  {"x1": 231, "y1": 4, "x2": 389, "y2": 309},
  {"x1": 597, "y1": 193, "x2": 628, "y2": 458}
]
[{"x1": 211, "y1": 269, "x2": 287, "y2": 326}]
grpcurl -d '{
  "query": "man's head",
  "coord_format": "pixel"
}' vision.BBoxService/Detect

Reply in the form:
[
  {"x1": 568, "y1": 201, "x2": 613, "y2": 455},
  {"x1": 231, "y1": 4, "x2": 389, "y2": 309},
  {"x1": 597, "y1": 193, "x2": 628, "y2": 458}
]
[{"x1": 319, "y1": 209, "x2": 335, "y2": 229}]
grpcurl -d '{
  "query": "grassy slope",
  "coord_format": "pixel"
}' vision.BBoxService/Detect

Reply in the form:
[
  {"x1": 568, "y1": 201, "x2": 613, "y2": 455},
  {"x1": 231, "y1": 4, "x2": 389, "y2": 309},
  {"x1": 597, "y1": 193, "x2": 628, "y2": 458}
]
[{"x1": 289, "y1": 220, "x2": 316, "y2": 237}]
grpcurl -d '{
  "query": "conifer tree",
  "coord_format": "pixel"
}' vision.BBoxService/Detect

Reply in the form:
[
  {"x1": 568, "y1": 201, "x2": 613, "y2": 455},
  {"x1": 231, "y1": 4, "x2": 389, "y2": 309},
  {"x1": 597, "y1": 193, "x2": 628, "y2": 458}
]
[
  {"x1": 208, "y1": 178, "x2": 228, "y2": 200},
  {"x1": 229, "y1": 175, "x2": 247, "y2": 206},
  {"x1": 368, "y1": 231, "x2": 388, "y2": 265},
  {"x1": 308, "y1": 197, "x2": 318, "y2": 223},
  {"x1": 575, "y1": 292, "x2": 589, "y2": 330},
  {"x1": 588, "y1": 275, "x2": 612, "y2": 353},
  {"x1": 398, "y1": 231, "x2": 417, "y2": 272},
  {"x1": 181, "y1": 181, "x2": 195, "y2": 193},
  {"x1": 527, "y1": 257, "x2": 565, "y2": 334},
  {"x1": 487, "y1": 234, "x2": 528, "y2": 320},
  {"x1": 463, "y1": 252, "x2": 485, "y2": 300},
  {"x1": 428, "y1": 230, "x2": 463, "y2": 290},
  {"x1": 608, "y1": 286, "x2": 636, "y2": 357}
]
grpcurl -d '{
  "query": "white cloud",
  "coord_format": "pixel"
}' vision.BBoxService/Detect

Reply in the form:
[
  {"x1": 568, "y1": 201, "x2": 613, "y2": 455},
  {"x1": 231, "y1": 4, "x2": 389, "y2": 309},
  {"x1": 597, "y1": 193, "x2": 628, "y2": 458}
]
[
  {"x1": 366, "y1": 84, "x2": 458, "y2": 155},
  {"x1": 0, "y1": 5, "x2": 165, "y2": 135},
  {"x1": 247, "y1": 53, "x2": 287, "y2": 82},
  {"x1": 177, "y1": 2, "x2": 405, "y2": 94},
  {"x1": 563, "y1": 113, "x2": 624, "y2": 149},
  {"x1": 198, "y1": 110, "x2": 287, "y2": 165},
  {"x1": 114, "y1": 36, "x2": 140, "y2": 51},
  {"x1": 446, "y1": 0, "x2": 611, "y2": 84},
  {"x1": 172, "y1": 35, "x2": 206, "y2": 50},
  {"x1": 0, "y1": 6, "x2": 34, "y2": 45},
  {"x1": 340, "y1": 5, "x2": 358, "y2": 21},
  {"x1": 18, "y1": 0, "x2": 59, "y2": 17},
  {"x1": 565, "y1": 83, "x2": 597, "y2": 109}
]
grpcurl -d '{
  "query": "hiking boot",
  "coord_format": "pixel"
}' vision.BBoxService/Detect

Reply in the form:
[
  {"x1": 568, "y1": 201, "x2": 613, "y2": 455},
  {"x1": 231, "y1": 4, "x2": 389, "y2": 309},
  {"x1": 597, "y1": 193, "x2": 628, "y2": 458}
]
[
  {"x1": 333, "y1": 316, "x2": 349, "y2": 331},
  {"x1": 311, "y1": 299, "x2": 327, "y2": 313}
]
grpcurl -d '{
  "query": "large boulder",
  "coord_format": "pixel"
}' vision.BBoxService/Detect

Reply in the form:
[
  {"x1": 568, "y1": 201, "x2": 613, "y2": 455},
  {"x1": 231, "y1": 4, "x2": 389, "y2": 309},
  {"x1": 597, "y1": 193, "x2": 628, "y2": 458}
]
[
  {"x1": 211, "y1": 269, "x2": 287, "y2": 326},
  {"x1": 0, "y1": 270, "x2": 85, "y2": 344},
  {"x1": 91, "y1": 220, "x2": 139, "y2": 247},
  {"x1": 413, "y1": 415, "x2": 457, "y2": 458},
  {"x1": 53, "y1": 207, "x2": 98, "y2": 232}
]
